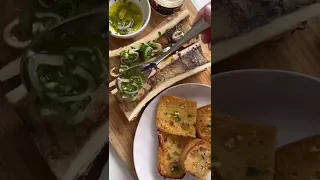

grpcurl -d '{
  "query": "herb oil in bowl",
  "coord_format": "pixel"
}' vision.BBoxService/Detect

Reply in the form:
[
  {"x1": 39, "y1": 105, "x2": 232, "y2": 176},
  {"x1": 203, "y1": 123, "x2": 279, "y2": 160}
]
[
  {"x1": 109, "y1": 1, "x2": 143, "y2": 35},
  {"x1": 109, "y1": 0, "x2": 151, "y2": 39}
]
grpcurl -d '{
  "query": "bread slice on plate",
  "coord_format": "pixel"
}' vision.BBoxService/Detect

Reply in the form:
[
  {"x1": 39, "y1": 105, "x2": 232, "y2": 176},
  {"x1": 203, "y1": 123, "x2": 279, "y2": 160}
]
[
  {"x1": 275, "y1": 135, "x2": 320, "y2": 180},
  {"x1": 156, "y1": 96, "x2": 197, "y2": 138},
  {"x1": 211, "y1": 112, "x2": 276, "y2": 180},
  {"x1": 196, "y1": 104, "x2": 211, "y2": 142},
  {"x1": 180, "y1": 138, "x2": 211, "y2": 180},
  {"x1": 157, "y1": 131, "x2": 192, "y2": 179}
]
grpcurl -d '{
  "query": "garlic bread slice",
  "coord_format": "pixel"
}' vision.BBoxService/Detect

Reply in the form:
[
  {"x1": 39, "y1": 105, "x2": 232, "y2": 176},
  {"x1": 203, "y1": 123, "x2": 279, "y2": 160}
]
[
  {"x1": 180, "y1": 139, "x2": 211, "y2": 180},
  {"x1": 156, "y1": 96, "x2": 197, "y2": 138},
  {"x1": 196, "y1": 104, "x2": 211, "y2": 143},
  {"x1": 157, "y1": 131, "x2": 192, "y2": 179}
]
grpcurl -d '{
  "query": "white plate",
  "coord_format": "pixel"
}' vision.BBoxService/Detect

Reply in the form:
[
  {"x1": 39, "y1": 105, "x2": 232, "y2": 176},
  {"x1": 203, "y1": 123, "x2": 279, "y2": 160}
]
[
  {"x1": 134, "y1": 83, "x2": 212, "y2": 180},
  {"x1": 212, "y1": 69, "x2": 320, "y2": 147}
]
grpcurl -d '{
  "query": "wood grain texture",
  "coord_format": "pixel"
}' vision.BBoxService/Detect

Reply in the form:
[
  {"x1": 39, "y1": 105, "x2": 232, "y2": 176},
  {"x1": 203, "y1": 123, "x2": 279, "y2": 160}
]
[
  {"x1": 108, "y1": 1, "x2": 211, "y2": 179},
  {"x1": 0, "y1": 83, "x2": 56, "y2": 180}
]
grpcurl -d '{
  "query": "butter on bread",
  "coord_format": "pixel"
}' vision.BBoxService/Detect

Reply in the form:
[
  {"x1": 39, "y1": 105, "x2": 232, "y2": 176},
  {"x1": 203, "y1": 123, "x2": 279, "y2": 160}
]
[
  {"x1": 275, "y1": 135, "x2": 320, "y2": 180},
  {"x1": 157, "y1": 131, "x2": 192, "y2": 179},
  {"x1": 211, "y1": 112, "x2": 276, "y2": 180},
  {"x1": 196, "y1": 104, "x2": 211, "y2": 142},
  {"x1": 180, "y1": 138, "x2": 211, "y2": 180},
  {"x1": 156, "y1": 96, "x2": 197, "y2": 138}
]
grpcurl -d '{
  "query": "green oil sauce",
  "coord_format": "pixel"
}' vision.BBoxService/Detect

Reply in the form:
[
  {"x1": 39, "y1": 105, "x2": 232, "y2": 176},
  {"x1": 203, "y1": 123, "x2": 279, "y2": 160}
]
[{"x1": 109, "y1": 1, "x2": 143, "y2": 35}]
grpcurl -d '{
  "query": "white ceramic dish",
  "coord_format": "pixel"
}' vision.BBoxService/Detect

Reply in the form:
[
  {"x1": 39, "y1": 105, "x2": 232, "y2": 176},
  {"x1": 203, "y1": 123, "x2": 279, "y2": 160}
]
[
  {"x1": 133, "y1": 83, "x2": 212, "y2": 180},
  {"x1": 212, "y1": 69, "x2": 320, "y2": 147},
  {"x1": 109, "y1": 0, "x2": 151, "y2": 39}
]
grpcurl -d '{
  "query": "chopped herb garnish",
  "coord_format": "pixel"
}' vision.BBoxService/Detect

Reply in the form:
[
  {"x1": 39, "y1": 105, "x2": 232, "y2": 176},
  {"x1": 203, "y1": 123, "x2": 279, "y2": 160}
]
[
  {"x1": 174, "y1": 116, "x2": 181, "y2": 122},
  {"x1": 158, "y1": 31, "x2": 162, "y2": 37},
  {"x1": 164, "y1": 112, "x2": 168, "y2": 115},
  {"x1": 167, "y1": 154, "x2": 172, "y2": 160},
  {"x1": 246, "y1": 167, "x2": 264, "y2": 177},
  {"x1": 187, "y1": 114, "x2": 193, "y2": 118},
  {"x1": 201, "y1": 152, "x2": 205, "y2": 159},
  {"x1": 171, "y1": 166, "x2": 180, "y2": 173},
  {"x1": 207, "y1": 124, "x2": 211, "y2": 128}
]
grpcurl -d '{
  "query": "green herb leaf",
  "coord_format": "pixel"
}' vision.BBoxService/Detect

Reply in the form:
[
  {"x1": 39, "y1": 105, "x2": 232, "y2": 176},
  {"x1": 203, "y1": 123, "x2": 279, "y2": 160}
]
[
  {"x1": 246, "y1": 167, "x2": 264, "y2": 177},
  {"x1": 187, "y1": 114, "x2": 193, "y2": 118},
  {"x1": 174, "y1": 116, "x2": 181, "y2": 122},
  {"x1": 171, "y1": 166, "x2": 180, "y2": 173}
]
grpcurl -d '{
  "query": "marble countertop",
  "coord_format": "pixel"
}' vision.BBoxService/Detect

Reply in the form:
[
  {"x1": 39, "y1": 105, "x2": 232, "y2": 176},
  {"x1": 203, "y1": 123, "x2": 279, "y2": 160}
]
[{"x1": 100, "y1": 0, "x2": 210, "y2": 179}]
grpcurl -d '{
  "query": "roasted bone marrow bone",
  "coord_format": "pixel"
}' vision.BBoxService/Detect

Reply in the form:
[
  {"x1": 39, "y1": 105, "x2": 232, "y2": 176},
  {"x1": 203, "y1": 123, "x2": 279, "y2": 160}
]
[
  {"x1": 109, "y1": 10, "x2": 191, "y2": 57},
  {"x1": 26, "y1": 46, "x2": 108, "y2": 122},
  {"x1": 113, "y1": 43, "x2": 210, "y2": 121},
  {"x1": 109, "y1": 10, "x2": 200, "y2": 100}
]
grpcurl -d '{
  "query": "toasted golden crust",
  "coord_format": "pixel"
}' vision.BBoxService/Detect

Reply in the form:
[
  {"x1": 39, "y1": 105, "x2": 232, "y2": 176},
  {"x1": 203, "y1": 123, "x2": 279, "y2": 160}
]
[
  {"x1": 196, "y1": 104, "x2": 211, "y2": 143},
  {"x1": 157, "y1": 131, "x2": 192, "y2": 179},
  {"x1": 275, "y1": 135, "x2": 320, "y2": 180},
  {"x1": 156, "y1": 96, "x2": 197, "y2": 138},
  {"x1": 180, "y1": 139, "x2": 211, "y2": 180},
  {"x1": 211, "y1": 112, "x2": 276, "y2": 180}
]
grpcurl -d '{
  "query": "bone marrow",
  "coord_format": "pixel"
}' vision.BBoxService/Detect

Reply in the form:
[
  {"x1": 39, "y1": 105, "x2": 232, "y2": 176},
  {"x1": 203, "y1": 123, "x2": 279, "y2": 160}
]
[
  {"x1": 112, "y1": 43, "x2": 210, "y2": 121},
  {"x1": 109, "y1": 10, "x2": 200, "y2": 101}
]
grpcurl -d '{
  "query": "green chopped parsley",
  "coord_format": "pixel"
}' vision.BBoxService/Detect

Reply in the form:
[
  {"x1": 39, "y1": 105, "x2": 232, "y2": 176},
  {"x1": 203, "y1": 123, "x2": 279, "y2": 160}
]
[
  {"x1": 187, "y1": 114, "x2": 194, "y2": 118},
  {"x1": 174, "y1": 116, "x2": 181, "y2": 122},
  {"x1": 246, "y1": 167, "x2": 265, "y2": 177},
  {"x1": 171, "y1": 166, "x2": 180, "y2": 173}
]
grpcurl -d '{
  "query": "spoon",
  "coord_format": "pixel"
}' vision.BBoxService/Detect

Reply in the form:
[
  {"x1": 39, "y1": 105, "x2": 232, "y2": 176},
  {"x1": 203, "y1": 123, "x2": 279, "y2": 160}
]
[{"x1": 116, "y1": 17, "x2": 210, "y2": 88}]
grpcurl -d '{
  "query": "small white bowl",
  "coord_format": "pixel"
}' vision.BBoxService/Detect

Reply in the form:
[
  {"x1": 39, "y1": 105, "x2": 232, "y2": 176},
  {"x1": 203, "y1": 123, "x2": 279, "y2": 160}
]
[{"x1": 109, "y1": 0, "x2": 151, "y2": 39}]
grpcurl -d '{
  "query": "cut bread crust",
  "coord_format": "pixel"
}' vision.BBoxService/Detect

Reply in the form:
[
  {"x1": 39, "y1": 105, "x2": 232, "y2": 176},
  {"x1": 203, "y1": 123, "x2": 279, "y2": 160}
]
[
  {"x1": 196, "y1": 104, "x2": 211, "y2": 143},
  {"x1": 212, "y1": 111, "x2": 276, "y2": 180},
  {"x1": 180, "y1": 139, "x2": 211, "y2": 180},
  {"x1": 275, "y1": 135, "x2": 320, "y2": 180},
  {"x1": 157, "y1": 131, "x2": 192, "y2": 179},
  {"x1": 156, "y1": 96, "x2": 197, "y2": 138}
]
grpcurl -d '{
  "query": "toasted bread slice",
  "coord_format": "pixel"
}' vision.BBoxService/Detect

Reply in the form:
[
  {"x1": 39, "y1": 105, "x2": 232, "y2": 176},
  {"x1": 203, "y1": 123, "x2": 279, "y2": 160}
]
[
  {"x1": 211, "y1": 112, "x2": 276, "y2": 180},
  {"x1": 275, "y1": 135, "x2": 320, "y2": 180},
  {"x1": 180, "y1": 138, "x2": 211, "y2": 180},
  {"x1": 157, "y1": 131, "x2": 192, "y2": 179},
  {"x1": 156, "y1": 96, "x2": 197, "y2": 138},
  {"x1": 196, "y1": 104, "x2": 211, "y2": 142}
]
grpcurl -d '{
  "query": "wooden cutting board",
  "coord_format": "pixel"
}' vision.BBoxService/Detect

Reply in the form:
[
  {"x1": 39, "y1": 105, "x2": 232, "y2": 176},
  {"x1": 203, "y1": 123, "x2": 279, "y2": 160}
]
[{"x1": 109, "y1": 1, "x2": 211, "y2": 179}]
